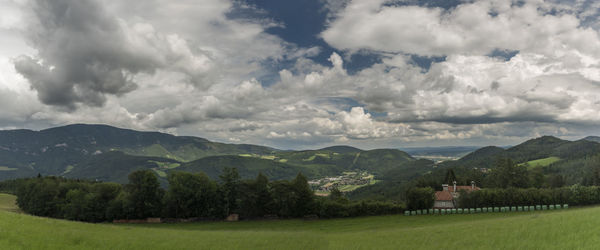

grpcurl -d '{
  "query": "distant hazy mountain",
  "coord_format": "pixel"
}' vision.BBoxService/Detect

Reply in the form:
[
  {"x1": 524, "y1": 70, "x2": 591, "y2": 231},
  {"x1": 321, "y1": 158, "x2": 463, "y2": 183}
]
[
  {"x1": 401, "y1": 146, "x2": 479, "y2": 157},
  {"x1": 317, "y1": 145, "x2": 363, "y2": 154},
  {"x1": 442, "y1": 136, "x2": 600, "y2": 169},
  {"x1": 583, "y1": 136, "x2": 600, "y2": 143}
]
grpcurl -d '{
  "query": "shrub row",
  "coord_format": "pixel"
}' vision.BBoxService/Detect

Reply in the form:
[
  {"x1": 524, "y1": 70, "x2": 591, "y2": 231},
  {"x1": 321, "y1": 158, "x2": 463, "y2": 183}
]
[
  {"x1": 458, "y1": 185, "x2": 600, "y2": 208},
  {"x1": 317, "y1": 199, "x2": 405, "y2": 218}
]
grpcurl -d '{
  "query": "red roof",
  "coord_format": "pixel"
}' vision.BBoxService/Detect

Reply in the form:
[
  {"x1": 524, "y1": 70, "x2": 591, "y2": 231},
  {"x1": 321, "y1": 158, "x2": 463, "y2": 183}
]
[
  {"x1": 435, "y1": 185, "x2": 481, "y2": 202},
  {"x1": 435, "y1": 190, "x2": 453, "y2": 201}
]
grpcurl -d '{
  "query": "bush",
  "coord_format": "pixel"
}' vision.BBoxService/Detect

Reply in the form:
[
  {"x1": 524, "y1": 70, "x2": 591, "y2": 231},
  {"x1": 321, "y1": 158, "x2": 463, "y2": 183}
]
[{"x1": 406, "y1": 187, "x2": 434, "y2": 210}]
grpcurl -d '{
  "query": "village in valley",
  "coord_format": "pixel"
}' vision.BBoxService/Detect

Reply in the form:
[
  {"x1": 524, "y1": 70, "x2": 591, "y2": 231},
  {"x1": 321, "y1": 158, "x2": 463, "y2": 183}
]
[{"x1": 309, "y1": 171, "x2": 379, "y2": 196}]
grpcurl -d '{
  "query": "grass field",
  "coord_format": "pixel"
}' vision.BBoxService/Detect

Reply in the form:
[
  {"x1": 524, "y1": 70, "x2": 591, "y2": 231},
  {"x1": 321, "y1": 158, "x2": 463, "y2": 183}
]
[
  {"x1": 1, "y1": 193, "x2": 600, "y2": 249},
  {"x1": 521, "y1": 157, "x2": 561, "y2": 168}
]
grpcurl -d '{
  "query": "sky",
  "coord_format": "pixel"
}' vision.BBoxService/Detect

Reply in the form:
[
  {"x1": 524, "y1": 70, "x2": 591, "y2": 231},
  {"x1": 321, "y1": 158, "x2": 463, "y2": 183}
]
[{"x1": 1, "y1": 0, "x2": 600, "y2": 150}]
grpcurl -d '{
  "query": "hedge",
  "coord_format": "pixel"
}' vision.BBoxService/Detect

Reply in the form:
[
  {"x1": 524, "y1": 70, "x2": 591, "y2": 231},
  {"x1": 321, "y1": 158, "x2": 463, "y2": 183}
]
[{"x1": 458, "y1": 185, "x2": 599, "y2": 208}]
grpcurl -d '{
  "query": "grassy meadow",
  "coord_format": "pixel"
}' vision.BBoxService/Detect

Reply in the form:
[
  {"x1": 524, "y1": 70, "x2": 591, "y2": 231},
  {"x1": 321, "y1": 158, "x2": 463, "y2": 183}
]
[
  {"x1": 1, "y1": 193, "x2": 599, "y2": 249},
  {"x1": 522, "y1": 157, "x2": 561, "y2": 168}
]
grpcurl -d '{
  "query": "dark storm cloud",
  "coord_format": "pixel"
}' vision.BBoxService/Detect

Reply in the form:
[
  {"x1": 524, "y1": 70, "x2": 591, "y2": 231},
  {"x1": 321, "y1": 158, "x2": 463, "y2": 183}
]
[{"x1": 14, "y1": 0, "x2": 161, "y2": 108}]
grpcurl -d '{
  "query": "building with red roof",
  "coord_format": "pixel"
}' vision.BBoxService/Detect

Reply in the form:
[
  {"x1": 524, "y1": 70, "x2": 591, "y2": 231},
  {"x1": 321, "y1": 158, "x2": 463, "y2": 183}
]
[{"x1": 433, "y1": 181, "x2": 480, "y2": 209}]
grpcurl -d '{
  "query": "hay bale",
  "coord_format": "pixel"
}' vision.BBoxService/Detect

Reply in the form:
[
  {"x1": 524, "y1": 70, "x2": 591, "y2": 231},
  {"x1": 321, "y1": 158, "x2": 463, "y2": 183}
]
[{"x1": 146, "y1": 218, "x2": 162, "y2": 223}]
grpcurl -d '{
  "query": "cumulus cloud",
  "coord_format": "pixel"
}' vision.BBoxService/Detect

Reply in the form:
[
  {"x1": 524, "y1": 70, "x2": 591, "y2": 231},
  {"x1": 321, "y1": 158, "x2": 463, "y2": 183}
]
[
  {"x1": 14, "y1": 0, "x2": 163, "y2": 108},
  {"x1": 1, "y1": 0, "x2": 600, "y2": 149},
  {"x1": 322, "y1": 0, "x2": 600, "y2": 57},
  {"x1": 14, "y1": 0, "x2": 290, "y2": 108}
]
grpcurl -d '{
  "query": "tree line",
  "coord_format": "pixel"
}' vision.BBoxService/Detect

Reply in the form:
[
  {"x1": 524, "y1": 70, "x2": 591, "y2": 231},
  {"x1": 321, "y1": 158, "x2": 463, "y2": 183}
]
[
  {"x1": 458, "y1": 184, "x2": 600, "y2": 208},
  {"x1": 11, "y1": 168, "x2": 404, "y2": 222},
  {"x1": 414, "y1": 158, "x2": 569, "y2": 190}
]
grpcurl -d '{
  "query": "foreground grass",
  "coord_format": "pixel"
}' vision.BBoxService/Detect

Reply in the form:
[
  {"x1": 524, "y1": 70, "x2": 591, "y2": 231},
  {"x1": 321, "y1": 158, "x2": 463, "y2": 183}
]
[{"x1": 1, "y1": 193, "x2": 600, "y2": 249}]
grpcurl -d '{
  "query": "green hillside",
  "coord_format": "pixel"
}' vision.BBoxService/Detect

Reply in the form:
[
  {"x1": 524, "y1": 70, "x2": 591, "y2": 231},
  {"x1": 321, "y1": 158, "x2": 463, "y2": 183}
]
[
  {"x1": 0, "y1": 193, "x2": 599, "y2": 249},
  {"x1": 273, "y1": 148, "x2": 416, "y2": 176},
  {"x1": 448, "y1": 146, "x2": 507, "y2": 168},
  {"x1": 174, "y1": 155, "x2": 310, "y2": 180},
  {"x1": 64, "y1": 151, "x2": 180, "y2": 184},
  {"x1": 0, "y1": 124, "x2": 276, "y2": 180},
  {"x1": 444, "y1": 136, "x2": 600, "y2": 169},
  {"x1": 0, "y1": 124, "x2": 423, "y2": 184}
]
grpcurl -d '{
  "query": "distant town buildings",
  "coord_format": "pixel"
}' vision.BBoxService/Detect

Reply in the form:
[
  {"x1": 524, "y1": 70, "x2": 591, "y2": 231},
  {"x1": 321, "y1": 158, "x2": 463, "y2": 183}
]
[{"x1": 310, "y1": 171, "x2": 374, "y2": 193}]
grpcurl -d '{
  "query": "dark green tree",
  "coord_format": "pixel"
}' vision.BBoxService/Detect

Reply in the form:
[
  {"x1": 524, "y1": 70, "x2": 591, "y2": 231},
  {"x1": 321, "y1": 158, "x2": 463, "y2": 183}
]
[
  {"x1": 239, "y1": 173, "x2": 274, "y2": 218},
  {"x1": 62, "y1": 189, "x2": 88, "y2": 221},
  {"x1": 219, "y1": 167, "x2": 241, "y2": 215},
  {"x1": 329, "y1": 187, "x2": 347, "y2": 203},
  {"x1": 291, "y1": 173, "x2": 315, "y2": 217},
  {"x1": 166, "y1": 171, "x2": 218, "y2": 218},
  {"x1": 125, "y1": 170, "x2": 163, "y2": 219},
  {"x1": 548, "y1": 174, "x2": 566, "y2": 188},
  {"x1": 528, "y1": 167, "x2": 545, "y2": 188},
  {"x1": 406, "y1": 187, "x2": 435, "y2": 210},
  {"x1": 444, "y1": 169, "x2": 457, "y2": 184},
  {"x1": 487, "y1": 158, "x2": 529, "y2": 188},
  {"x1": 270, "y1": 180, "x2": 294, "y2": 217},
  {"x1": 254, "y1": 173, "x2": 273, "y2": 216}
]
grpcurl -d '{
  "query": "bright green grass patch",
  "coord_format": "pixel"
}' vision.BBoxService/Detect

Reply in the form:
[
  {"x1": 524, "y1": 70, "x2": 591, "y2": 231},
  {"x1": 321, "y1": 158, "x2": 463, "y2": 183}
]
[
  {"x1": 338, "y1": 180, "x2": 380, "y2": 192},
  {"x1": 302, "y1": 155, "x2": 316, "y2": 161},
  {"x1": 152, "y1": 169, "x2": 167, "y2": 178},
  {"x1": 0, "y1": 166, "x2": 17, "y2": 171},
  {"x1": 259, "y1": 155, "x2": 276, "y2": 160},
  {"x1": 238, "y1": 154, "x2": 277, "y2": 160},
  {"x1": 140, "y1": 144, "x2": 184, "y2": 162},
  {"x1": 1, "y1": 192, "x2": 599, "y2": 249},
  {"x1": 315, "y1": 153, "x2": 330, "y2": 158},
  {"x1": 303, "y1": 153, "x2": 330, "y2": 162},
  {"x1": 62, "y1": 165, "x2": 74, "y2": 174},
  {"x1": 521, "y1": 157, "x2": 561, "y2": 168},
  {"x1": 149, "y1": 161, "x2": 180, "y2": 169},
  {"x1": 0, "y1": 193, "x2": 19, "y2": 213},
  {"x1": 278, "y1": 159, "x2": 288, "y2": 163}
]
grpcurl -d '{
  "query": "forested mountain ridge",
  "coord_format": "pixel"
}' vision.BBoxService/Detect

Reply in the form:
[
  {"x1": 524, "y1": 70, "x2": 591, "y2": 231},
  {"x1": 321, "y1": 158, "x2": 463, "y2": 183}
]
[
  {"x1": 2, "y1": 124, "x2": 599, "y2": 192},
  {"x1": 0, "y1": 124, "x2": 275, "y2": 181},
  {"x1": 0, "y1": 124, "x2": 427, "y2": 184},
  {"x1": 443, "y1": 136, "x2": 600, "y2": 169}
]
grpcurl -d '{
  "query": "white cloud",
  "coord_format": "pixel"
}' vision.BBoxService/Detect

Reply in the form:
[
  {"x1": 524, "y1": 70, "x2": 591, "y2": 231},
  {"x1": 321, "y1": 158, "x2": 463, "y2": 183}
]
[{"x1": 322, "y1": 0, "x2": 600, "y2": 57}]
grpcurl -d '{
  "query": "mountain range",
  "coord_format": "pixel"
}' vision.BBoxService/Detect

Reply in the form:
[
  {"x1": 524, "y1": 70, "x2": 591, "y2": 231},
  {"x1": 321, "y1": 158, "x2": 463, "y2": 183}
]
[
  {"x1": 1, "y1": 124, "x2": 599, "y2": 191},
  {"x1": 0, "y1": 124, "x2": 430, "y2": 184}
]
